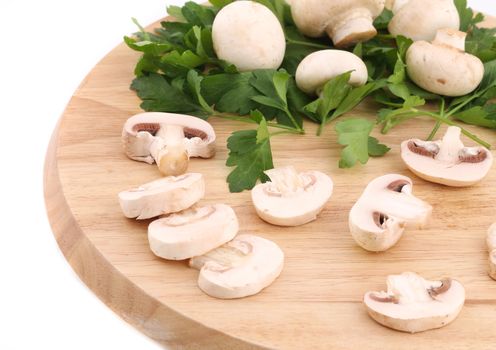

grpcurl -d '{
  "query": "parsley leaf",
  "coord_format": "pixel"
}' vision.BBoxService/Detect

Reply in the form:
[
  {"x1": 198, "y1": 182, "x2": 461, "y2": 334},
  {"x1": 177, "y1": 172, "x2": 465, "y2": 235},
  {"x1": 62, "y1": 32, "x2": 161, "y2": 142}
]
[
  {"x1": 226, "y1": 112, "x2": 274, "y2": 192},
  {"x1": 454, "y1": 0, "x2": 484, "y2": 32},
  {"x1": 335, "y1": 119, "x2": 390, "y2": 168}
]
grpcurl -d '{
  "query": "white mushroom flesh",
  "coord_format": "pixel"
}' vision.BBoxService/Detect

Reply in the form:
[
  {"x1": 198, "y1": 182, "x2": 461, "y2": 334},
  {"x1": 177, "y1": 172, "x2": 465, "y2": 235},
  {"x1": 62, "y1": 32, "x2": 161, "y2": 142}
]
[
  {"x1": 122, "y1": 112, "x2": 216, "y2": 176},
  {"x1": 406, "y1": 28, "x2": 484, "y2": 97},
  {"x1": 251, "y1": 166, "x2": 333, "y2": 226},
  {"x1": 189, "y1": 234, "x2": 284, "y2": 299},
  {"x1": 401, "y1": 126, "x2": 493, "y2": 187},
  {"x1": 212, "y1": 1, "x2": 286, "y2": 72},
  {"x1": 364, "y1": 272, "x2": 465, "y2": 333},
  {"x1": 388, "y1": 0, "x2": 460, "y2": 42},
  {"x1": 295, "y1": 50, "x2": 368, "y2": 95},
  {"x1": 148, "y1": 204, "x2": 238, "y2": 260},
  {"x1": 118, "y1": 173, "x2": 205, "y2": 220},
  {"x1": 349, "y1": 174, "x2": 432, "y2": 252},
  {"x1": 290, "y1": 0, "x2": 385, "y2": 47}
]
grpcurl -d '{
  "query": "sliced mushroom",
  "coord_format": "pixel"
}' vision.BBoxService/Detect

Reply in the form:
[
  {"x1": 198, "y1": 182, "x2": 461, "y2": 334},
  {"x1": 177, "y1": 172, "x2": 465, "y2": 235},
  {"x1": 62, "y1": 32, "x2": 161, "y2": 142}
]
[
  {"x1": 364, "y1": 272, "x2": 465, "y2": 333},
  {"x1": 251, "y1": 166, "x2": 333, "y2": 226},
  {"x1": 122, "y1": 112, "x2": 216, "y2": 176},
  {"x1": 212, "y1": 1, "x2": 286, "y2": 72},
  {"x1": 401, "y1": 126, "x2": 493, "y2": 187},
  {"x1": 289, "y1": 0, "x2": 385, "y2": 47},
  {"x1": 295, "y1": 50, "x2": 368, "y2": 95},
  {"x1": 148, "y1": 204, "x2": 238, "y2": 260},
  {"x1": 406, "y1": 28, "x2": 484, "y2": 97},
  {"x1": 118, "y1": 173, "x2": 204, "y2": 220},
  {"x1": 387, "y1": 0, "x2": 459, "y2": 42},
  {"x1": 349, "y1": 174, "x2": 432, "y2": 252},
  {"x1": 487, "y1": 223, "x2": 496, "y2": 252},
  {"x1": 489, "y1": 250, "x2": 496, "y2": 281},
  {"x1": 189, "y1": 234, "x2": 284, "y2": 299}
]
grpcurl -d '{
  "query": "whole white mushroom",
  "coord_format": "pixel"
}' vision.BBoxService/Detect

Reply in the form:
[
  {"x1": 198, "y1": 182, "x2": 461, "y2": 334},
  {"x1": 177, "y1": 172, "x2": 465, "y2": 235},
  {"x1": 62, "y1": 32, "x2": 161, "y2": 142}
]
[{"x1": 212, "y1": 1, "x2": 286, "y2": 72}]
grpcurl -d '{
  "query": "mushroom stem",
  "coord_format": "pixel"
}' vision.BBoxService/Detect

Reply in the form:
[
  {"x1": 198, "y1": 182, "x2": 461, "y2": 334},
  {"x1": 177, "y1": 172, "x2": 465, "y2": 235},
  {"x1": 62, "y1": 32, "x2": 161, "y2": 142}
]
[
  {"x1": 436, "y1": 126, "x2": 464, "y2": 164},
  {"x1": 151, "y1": 124, "x2": 189, "y2": 176},
  {"x1": 329, "y1": 14, "x2": 377, "y2": 48},
  {"x1": 389, "y1": 0, "x2": 410, "y2": 12},
  {"x1": 433, "y1": 29, "x2": 466, "y2": 51}
]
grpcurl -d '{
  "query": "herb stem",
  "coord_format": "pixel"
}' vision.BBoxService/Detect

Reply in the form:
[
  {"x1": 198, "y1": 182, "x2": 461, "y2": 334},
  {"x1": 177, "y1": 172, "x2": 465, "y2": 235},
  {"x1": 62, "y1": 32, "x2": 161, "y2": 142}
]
[
  {"x1": 284, "y1": 108, "x2": 305, "y2": 133},
  {"x1": 427, "y1": 98, "x2": 445, "y2": 140},
  {"x1": 286, "y1": 39, "x2": 331, "y2": 49},
  {"x1": 213, "y1": 113, "x2": 304, "y2": 134}
]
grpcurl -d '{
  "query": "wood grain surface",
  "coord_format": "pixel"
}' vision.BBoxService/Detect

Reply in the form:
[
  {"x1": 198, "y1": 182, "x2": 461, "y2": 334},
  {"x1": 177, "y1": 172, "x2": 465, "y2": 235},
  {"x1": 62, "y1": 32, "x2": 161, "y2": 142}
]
[{"x1": 44, "y1": 16, "x2": 496, "y2": 350}]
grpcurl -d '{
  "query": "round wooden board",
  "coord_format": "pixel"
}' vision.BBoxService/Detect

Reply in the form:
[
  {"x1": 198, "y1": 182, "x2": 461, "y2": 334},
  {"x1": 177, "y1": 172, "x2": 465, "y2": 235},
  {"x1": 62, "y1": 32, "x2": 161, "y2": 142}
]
[{"x1": 45, "y1": 16, "x2": 496, "y2": 350}]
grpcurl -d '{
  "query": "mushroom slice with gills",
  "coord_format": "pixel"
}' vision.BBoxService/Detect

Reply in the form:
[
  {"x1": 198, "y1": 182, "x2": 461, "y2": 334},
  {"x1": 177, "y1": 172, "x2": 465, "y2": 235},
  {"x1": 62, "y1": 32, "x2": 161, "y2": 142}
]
[
  {"x1": 295, "y1": 50, "x2": 368, "y2": 96},
  {"x1": 406, "y1": 28, "x2": 484, "y2": 97},
  {"x1": 189, "y1": 234, "x2": 284, "y2": 299},
  {"x1": 212, "y1": 1, "x2": 286, "y2": 72},
  {"x1": 289, "y1": 0, "x2": 385, "y2": 47},
  {"x1": 349, "y1": 174, "x2": 432, "y2": 252},
  {"x1": 387, "y1": 0, "x2": 460, "y2": 42},
  {"x1": 488, "y1": 223, "x2": 496, "y2": 252},
  {"x1": 401, "y1": 126, "x2": 493, "y2": 187},
  {"x1": 251, "y1": 166, "x2": 333, "y2": 226},
  {"x1": 489, "y1": 250, "x2": 496, "y2": 281},
  {"x1": 148, "y1": 204, "x2": 238, "y2": 260},
  {"x1": 118, "y1": 173, "x2": 204, "y2": 220},
  {"x1": 364, "y1": 272, "x2": 465, "y2": 333},
  {"x1": 122, "y1": 112, "x2": 216, "y2": 176}
]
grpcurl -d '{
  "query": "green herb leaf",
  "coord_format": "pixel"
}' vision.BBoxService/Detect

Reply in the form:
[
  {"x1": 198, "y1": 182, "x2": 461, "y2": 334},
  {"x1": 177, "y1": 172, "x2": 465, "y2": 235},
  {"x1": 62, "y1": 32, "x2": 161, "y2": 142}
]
[
  {"x1": 226, "y1": 113, "x2": 274, "y2": 192},
  {"x1": 454, "y1": 0, "x2": 484, "y2": 32},
  {"x1": 335, "y1": 119, "x2": 389, "y2": 168}
]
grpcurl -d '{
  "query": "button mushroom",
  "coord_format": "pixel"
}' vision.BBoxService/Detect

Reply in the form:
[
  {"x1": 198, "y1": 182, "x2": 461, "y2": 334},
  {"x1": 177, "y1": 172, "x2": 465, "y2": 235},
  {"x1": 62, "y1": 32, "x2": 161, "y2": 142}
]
[
  {"x1": 406, "y1": 28, "x2": 484, "y2": 97},
  {"x1": 387, "y1": 0, "x2": 460, "y2": 42},
  {"x1": 189, "y1": 234, "x2": 284, "y2": 299},
  {"x1": 212, "y1": 1, "x2": 286, "y2": 72},
  {"x1": 349, "y1": 174, "x2": 432, "y2": 252},
  {"x1": 251, "y1": 166, "x2": 333, "y2": 226},
  {"x1": 289, "y1": 0, "x2": 385, "y2": 48},
  {"x1": 118, "y1": 173, "x2": 204, "y2": 220},
  {"x1": 295, "y1": 50, "x2": 368, "y2": 95},
  {"x1": 148, "y1": 204, "x2": 238, "y2": 260},
  {"x1": 122, "y1": 112, "x2": 216, "y2": 176},
  {"x1": 364, "y1": 272, "x2": 465, "y2": 333},
  {"x1": 401, "y1": 126, "x2": 493, "y2": 187}
]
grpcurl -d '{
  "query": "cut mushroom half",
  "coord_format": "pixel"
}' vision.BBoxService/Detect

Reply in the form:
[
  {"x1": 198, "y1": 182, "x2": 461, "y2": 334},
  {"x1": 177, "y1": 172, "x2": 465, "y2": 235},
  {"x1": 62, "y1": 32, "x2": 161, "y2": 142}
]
[
  {"x1": 487, "y1": 223, "x2": 496, "y2": 252},
  {"x1": 364, "y1": 272, "x2": 465, "y2": 333},
  {"x1": 349, "y1": 174, "x2": 432, "y2": 252},
  {"x1": 189, "y1": 234, "x2": 284, "y2": 299},
  {"x1": 401, "y1": 126, "x2": 493, "y2": 187},
  {"x1": 251, "y1": 166, "x2": 333, "y2": 226},
  {"x1": 122, "y1": 112, "x2": 216, "y2": 176},
  {"x1": 118, "y1": 173, "x2": 204, "y2": 220},
  {"x1": 148, "y1": 204, "x2": 238, "y2": 260}
]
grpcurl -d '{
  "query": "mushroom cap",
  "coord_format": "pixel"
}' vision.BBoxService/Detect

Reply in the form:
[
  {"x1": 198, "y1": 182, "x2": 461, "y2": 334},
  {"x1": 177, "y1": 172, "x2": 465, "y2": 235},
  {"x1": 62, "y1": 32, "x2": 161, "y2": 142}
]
[
  {"x1": 251, "y1": 166, "x2": 333, "y2": 226},
  {"x1": 295, "y1": 50, "x2": 368, "y2": 95},
  {"x1": 489, "y1": 250, "x2": 496, "y2": 281},
  {"x1": 401, "y1": 127, "x2": 493, "y2": 187},
  {"x1": 212, "y1": 1, "x2": 286, "y2": 72},
  {"x1": 349, "y1": 174, "x2": 432, "y2": 252},
  {"x1": 190, "y1": 234, "x2": 284, "y2": 299},
  {"x1": 290, "y1": 0, "x2": 385, "y2": 47},
  {"x1": 148, "y1": 204, "x2": 238, "y2": 260},
  {"x1": 122, "y1": 112, "x2": 216, "y2": 163},
  {"x1": 364, "y1": 272, "x2": 465, "y2": 333},
  {"x1": 118, "y1": 173, "x2": 204, "y2": 220},
  {"x1": 388, "y1": 0, "x2": 460, "y2": 42},
  {"x1": 406, "y1": 31, "x2": 484, "y2": 97}
]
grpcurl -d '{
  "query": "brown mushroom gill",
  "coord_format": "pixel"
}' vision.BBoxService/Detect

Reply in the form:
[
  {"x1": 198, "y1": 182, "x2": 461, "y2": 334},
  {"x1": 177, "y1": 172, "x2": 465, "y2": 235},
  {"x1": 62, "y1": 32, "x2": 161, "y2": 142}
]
[
  {"x1": 133, "y1": 123, "x2": 161, "y2": 136},
  {"x1": 387, "y1": 179, "x2": 410, "y2": 192},
  {"x1": 459, "y1": 148, "x2": 488, "y2": 164},
  {"x1": 428, "y1": 278, "x2": 452, "y2": 298},
  {"x1": 369, "y1": 293, "x2": 399, "y2": 304},
  {"x1": 184, "y1": 127, "x2": 208, "y2": 140},
  {"x1": 407, "y1": 140, "x2": 439, "y2": 158}
]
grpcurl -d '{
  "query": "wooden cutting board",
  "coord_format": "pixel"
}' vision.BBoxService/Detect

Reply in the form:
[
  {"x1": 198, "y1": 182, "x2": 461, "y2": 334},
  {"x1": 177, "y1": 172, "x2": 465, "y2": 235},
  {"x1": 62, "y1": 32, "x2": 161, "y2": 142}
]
[{"x1": 44, "y1": 16, "x2": 496, "y2": 350}]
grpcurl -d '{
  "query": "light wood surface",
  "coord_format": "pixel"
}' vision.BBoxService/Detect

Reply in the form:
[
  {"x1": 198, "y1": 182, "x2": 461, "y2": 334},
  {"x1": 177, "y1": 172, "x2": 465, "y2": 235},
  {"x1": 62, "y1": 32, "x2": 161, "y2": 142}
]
[{"x1": 44, "y1": 16, "x2": 496, "y2": 350}]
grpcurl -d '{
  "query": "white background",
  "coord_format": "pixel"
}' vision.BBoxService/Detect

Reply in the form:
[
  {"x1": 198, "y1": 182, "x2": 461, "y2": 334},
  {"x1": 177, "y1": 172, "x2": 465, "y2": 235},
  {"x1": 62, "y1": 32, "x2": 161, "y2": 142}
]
[{"x1": 0, "y1": 1, "x2": 493, "y2": 349}]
